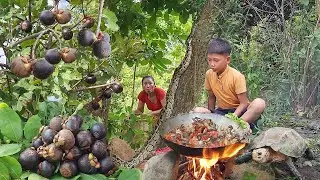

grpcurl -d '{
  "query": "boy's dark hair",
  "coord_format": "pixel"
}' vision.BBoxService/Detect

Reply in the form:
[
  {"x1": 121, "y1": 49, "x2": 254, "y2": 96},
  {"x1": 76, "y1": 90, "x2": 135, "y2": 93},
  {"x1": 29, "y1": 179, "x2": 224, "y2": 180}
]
[
  {"x1": 142, "y1": 75, "x2": 155, "y2": 84},
  {"x1": 208, "y1": 38, "x2": 232, "y2": 55}
]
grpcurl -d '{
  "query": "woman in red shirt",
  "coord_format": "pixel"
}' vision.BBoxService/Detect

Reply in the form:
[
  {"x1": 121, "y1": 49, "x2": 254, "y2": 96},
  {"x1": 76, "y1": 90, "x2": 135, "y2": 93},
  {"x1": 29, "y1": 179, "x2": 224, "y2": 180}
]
[{"x1": 134, "y1": 76, "x2": 166, "y2": 117}]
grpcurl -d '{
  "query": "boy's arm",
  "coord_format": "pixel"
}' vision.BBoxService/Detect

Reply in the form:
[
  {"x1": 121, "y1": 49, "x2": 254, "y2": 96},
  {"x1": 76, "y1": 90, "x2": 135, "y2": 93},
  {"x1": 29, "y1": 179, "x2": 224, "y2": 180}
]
[
  {"x1": 234, "y1": 92, "x2": 249, "y2": 117},
  {"x1": 208, "y1": 90, "x2": 216, "y2": 112}
]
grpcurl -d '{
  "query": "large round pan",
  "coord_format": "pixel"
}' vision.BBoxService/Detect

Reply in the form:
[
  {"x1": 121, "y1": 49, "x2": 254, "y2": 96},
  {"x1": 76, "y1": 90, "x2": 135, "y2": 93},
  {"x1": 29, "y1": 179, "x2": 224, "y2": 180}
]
[{"x1": 159, "y1": 113, "x2": 251, "y2": 157}]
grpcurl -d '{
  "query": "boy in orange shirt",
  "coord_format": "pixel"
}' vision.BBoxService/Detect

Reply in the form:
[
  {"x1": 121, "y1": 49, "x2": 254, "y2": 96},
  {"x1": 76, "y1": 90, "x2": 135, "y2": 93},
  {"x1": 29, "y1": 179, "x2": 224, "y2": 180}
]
[{"x1": 193, "y1": 38, "x2": 265, "y2": 126}]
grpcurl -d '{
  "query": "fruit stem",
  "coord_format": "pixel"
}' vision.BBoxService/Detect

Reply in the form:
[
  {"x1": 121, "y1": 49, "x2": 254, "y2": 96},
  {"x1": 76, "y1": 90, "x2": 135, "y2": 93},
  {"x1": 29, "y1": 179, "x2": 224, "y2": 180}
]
[
  {"x1": 96, "y1": 0, "x2": 105, "y2": 36},
  {"x1": 31, "y1": 29, "x2": 62, "y2": 59},
  {"x1": 28, "y1": 0, "x2": 32, "y2": 22}
]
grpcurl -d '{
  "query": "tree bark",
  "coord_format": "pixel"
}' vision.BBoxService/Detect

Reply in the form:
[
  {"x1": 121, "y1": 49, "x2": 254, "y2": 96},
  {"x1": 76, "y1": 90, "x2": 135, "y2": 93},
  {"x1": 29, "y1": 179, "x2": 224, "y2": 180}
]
[{"x1": 164, "y1": 0, "x2": 223, "y2": 118}]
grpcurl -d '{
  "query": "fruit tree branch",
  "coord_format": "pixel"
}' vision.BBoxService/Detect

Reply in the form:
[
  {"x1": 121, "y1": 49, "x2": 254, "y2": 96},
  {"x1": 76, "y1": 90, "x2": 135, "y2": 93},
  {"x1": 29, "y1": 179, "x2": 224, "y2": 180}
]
[
  {"x1": 96, "y1": 0, "x2": 105, "y2": 35},
  {"x1": 28, "y1": 0, "x2": 32, "y2": 22},
  {"x1": 71, "y1": 82, "x2": 115, "y2": 92}
]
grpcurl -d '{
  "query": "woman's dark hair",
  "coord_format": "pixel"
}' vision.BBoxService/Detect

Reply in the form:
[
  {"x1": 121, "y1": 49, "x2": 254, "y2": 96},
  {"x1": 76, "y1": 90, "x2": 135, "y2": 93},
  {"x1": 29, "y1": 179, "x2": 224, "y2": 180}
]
[
  {"x1": 142, "y1": 75, "x2": 155, "y2": 84},
  {"x1": 208, "y1": 38, "x2": 232, "y2": 55}
]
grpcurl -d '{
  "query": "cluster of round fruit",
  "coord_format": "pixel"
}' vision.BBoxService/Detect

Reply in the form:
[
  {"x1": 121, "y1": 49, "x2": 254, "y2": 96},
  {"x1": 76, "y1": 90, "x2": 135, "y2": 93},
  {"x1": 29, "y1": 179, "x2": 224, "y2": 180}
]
[
  {"x1": 90, "y1": 83, "x2": 123, "y2": 110},
  {"x1": 77, "y1": 26, "x2": 111, "y2": 59},
  {"x1": 19, "y1": 115, "x2": 115, "y2": 178}
]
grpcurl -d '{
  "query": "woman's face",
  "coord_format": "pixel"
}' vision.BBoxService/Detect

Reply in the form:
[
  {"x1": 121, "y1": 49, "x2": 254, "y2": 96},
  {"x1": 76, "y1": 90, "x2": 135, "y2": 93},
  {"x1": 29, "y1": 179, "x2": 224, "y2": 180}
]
[{"x1": 142, "y1": 78, "x2": 155, "y2": 93}]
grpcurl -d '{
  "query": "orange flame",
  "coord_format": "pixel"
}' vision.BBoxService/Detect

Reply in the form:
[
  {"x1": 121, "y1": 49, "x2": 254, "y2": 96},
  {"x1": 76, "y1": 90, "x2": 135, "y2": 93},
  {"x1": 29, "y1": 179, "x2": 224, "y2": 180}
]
[{"x1": 188, "y1": 143, "x2": 246, "y2": 179}]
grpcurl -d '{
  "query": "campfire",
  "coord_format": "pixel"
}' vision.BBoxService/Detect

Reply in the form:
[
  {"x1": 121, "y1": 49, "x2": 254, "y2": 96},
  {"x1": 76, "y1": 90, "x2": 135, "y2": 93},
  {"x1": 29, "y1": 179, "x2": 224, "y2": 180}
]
[{"x1": 177, "y1": 143, "x2": 246, "y2": 180}]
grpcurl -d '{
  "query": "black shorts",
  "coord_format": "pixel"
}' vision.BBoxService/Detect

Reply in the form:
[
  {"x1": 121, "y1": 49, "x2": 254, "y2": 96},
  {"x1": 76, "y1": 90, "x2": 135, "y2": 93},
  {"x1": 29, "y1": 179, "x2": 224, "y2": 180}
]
[{"x1": 211, "y1": 108, "x2": 257, "y2": 129}]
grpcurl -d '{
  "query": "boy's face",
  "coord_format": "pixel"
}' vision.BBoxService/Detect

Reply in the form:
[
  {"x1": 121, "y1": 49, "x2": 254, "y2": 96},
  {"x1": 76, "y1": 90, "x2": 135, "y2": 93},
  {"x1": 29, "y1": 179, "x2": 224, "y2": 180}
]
[{"x1": 207, "y1": 53, "x2": 230, "y2": 74}]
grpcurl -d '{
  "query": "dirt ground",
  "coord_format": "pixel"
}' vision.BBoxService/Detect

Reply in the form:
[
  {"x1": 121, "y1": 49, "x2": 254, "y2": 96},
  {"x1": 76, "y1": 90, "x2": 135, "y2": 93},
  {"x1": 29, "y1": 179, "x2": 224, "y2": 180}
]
[{"x1": 264, "y1": 116, "x2": 320, "y2": 180}]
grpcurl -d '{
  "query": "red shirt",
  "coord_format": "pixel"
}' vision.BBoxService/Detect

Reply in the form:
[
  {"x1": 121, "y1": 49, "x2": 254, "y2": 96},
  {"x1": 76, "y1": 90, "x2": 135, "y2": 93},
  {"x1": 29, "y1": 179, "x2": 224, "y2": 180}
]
[{"x1": 138, "y1": 87, "x2": 166, "y2": 111}]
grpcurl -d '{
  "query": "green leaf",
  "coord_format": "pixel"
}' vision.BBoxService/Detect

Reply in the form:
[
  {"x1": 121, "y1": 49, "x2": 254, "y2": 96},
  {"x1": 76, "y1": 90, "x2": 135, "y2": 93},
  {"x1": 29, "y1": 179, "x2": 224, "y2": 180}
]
[
  {"x1": 299, "y1": 0, "x2": 309, "y2": 6},
  {"x1": 0, "y1": 105, "x2": 23, "y2": 142},
  {"x1": 118, "y1": 169, "x2": 142, "y2": 180},
  {"x1": 103, "y1": 9, "x2": 119, "y2": 31},
  {"x1": 0, "y1": 144, "x2": 21, "y2": 157},
  {"x1": 0, "y1": 156, "x2": 22, "y2": 178},
  {"x1": 28, "y1": 173, "x2": 48, "y2": 180},
  {"x1": 23, "y1": 115, "x2": 42, "y2": 141},
  {"x1": 0, "y1": 161, "x2": 10, "y2": 180},
  {"x1": 20, "y1": 171, "x2": 31, "y2": 179},
  {"x1": 243, "y1": 171, "x2": 257, "y2": 180},
  {"x1": 51, "y1": 174, "x2": 81, "y2": 180},
  {"x1": 79, "y1": 173, "x2": 108, "y2": 180}
]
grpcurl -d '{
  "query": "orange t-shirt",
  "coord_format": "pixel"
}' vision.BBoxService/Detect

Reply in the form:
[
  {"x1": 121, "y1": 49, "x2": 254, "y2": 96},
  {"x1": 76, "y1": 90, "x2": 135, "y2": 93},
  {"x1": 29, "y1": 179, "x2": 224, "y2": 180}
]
[{"x1": 204, "y1": 65, "x2": 247, "y2": 109}]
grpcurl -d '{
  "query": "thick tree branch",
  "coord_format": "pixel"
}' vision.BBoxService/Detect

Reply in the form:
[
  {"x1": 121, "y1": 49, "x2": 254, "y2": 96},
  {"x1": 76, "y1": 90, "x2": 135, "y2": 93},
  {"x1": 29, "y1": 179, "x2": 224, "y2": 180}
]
[{"x1": 96, "y1": 0, "x2": 105, "y2": 35}]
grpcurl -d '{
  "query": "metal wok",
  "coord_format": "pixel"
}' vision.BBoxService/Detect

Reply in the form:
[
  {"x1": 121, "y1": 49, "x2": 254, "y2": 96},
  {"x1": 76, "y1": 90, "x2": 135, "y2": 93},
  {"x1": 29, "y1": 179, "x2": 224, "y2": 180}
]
[{"x1": 159, "y1": 113, "x2": 251, "y2": 157}]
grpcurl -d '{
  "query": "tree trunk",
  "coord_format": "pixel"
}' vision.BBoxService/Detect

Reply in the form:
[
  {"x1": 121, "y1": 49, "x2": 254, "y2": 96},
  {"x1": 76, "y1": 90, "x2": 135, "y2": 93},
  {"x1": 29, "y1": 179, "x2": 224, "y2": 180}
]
[{"x1": 116, "y1": 0, "x2": 222, "y2": 168}]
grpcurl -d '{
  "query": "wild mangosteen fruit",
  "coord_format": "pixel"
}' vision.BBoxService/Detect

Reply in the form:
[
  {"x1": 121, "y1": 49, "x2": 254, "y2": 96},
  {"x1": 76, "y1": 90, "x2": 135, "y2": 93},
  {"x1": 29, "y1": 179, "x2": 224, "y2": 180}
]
[
  {"x1": 99, "y1": 156, "x2": 115, "y2": 174},
  {"x1": 92, "y1": 39, "x2": 111, "y2": 59},
  {"x1": 63, "y1": 115, "x2": 82, "y2": 135},
  {"x1": 101, "y1": 88, "x2": 112, "y2": 99},
  {"x1": 91, "y1": 140, "x2": 107, "y2": 159},
  {"x1": 78, "y1": 29, "x2": 96, "y2": 46},
  {"x1": 20, "y1": 20, "x2": 32, "y2": 33},
  {"x1": 37, "y1": 160, "x2": 55, "y2": 178},
  {"x1": 19, "y1": 148, "x2": 40, "y2": 171},
  {"x1": 77, "y1": 153, "x2": 100, "y2": 174},
  {"x1": 41, "y1": 128, "x2": 57, "y2": 144},
  {"x1": 91, "y1": 122, "x2": 107, "y2": 140},
  {"x1": 61, "y1": 47, "x2": 77, "y2": 63},
  {"x1": 10, "y1": 56, "x2": 32, "y2": 77},
  {"x1": 70, "y1": 114, "x2": 83, "y2": 125},
  {"x1": 65, "y1": 146, "x2": 82, "y2": 160},
  {"x1": 54, "y1": 129, "x2": 75, "y2": 150},
  {"x1": 39, "y1": 10, "x2": 56, "y2": 26},
  {"x1": 97, "y1": 32, "x2": 110, "y2": 42},
  {"x1": 111, "y1": 83, "x2": 123, "y2": 93},
  {"x1": 76, "y1": 130, "x2": 93, "y2": 151},
  {"x1": 32, "y1": 138, "x2": 44, "y2": 149},
  {"x1": 62, "y1": 27, "x2": 73, "y2": 40},
  {"x1": 85, "y1": 73, "x2": 97, "y2": 84},
  {"x1": 49, "y1": 116, "x2": 63, "y2": 131},
  {"x1": 37, "y1": 143, "x2": 63, "y2": 162},
  {"x1": 33, "y1": 58, "x2": 55, "y2": 79},
  {"x1": 82, "y1": 17, "x2": 95, "y2": 28},
  {"x1": 91, "y1": 101, "x2": 100, "y2": 110},
  {"x1": 60, "y1": 161, "x2": 78, "y2": 178},
  {"x1": 55, "y1": 9, "x2": 72, "y2": 24},
  {"x1": 45, "y1": 48, "x2": 61, "y2": 64}
]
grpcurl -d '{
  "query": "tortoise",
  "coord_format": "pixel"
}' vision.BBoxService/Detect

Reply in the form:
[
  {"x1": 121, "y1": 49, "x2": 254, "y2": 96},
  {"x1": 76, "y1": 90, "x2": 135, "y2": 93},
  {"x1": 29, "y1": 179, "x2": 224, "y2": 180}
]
[{"x1": 235, "y1": 127, "x2": 314, "y2": 180}]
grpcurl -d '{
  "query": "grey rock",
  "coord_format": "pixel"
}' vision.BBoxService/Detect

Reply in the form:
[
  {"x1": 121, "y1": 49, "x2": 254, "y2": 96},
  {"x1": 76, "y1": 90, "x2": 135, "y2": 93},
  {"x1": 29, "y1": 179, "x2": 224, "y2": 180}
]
[
  {"x1": 142, "y1": 151, "x2": 179, "y2": 180},
  {"x1": 303, "y1": 161, "x2": 313, "y2": 167},
  {"x1": 307, "y1": 121, "x2": 320, "y2": 131}
]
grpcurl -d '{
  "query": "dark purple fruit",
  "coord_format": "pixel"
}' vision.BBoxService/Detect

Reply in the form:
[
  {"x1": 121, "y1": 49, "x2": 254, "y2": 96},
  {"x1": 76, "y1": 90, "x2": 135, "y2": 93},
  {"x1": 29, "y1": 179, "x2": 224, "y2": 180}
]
[
  {"x1": 76, "y1": 130, "x2": 93, "y2": 150},
  {"x1": 91, "y1": 123, "x2": 107, "y2": 140},
  {"x1": 91, "y1": 101, "x2": 100, "y2": 110},
  {"x1": 91, "y1": 140, "x2": 107, "y2": 159},
  {"x1": 82, "y1": 17, "x2": 95, "y2": 28},
  {"x1": 10, "y1": 56, "x2": 32, "y2": 77},
  {"x1": 20, "y1": 20, "x2": 32, "y2": 33},
  {"x1": 60, "y1": 161, "x2": 78, "y2": 178},
  {"x1": 99, "y1": 156, "x2": 115, "y2": 174},
  {"x1": 19, "y1": 148, "x2": 40, "y2": 171},
  {"x1": 65, "y1": 146, "x2": 82, "y2": 160},
  {"x1": 55, "y1": 9, "x2": 72, "y2": 24},
  {"x1": 85, "y1": 74, "x2": 97, "y2": 84},
  {"x1": 62, "y1": 27, "x2": 73, "y2": 40},
  {"x1": 37, "y1": 160, "x2": 55, "y2": 178},
  {"x1": 61, "y1": 47, "x2": 77, "y2": 63},
  {"x1": 54, "y1": 129, "x2": 75, "y2": 150},
  {"x1": 63, "y1": 115, "x2": 82, "y2": 135},
  {"x1": 101, "y1": 88, "x2": 112, "y2": 99},
  {"x1": 41, "y1": 128, "x2": 57, "y2": 144},
  {"x1": 92, "y1": 40, "x2": 111, "y2": 59},
  {"x1": 37, "y1": 144, "x2": 63, "y2": 162},
  {"x1": 97, "y1": 32, "x2": 110, "y2": 42},
  {"x1": 111, "y1": 83, "x2": 123, "y2": 93},
  {"x1": 77, "y1": 154, "x2": 99, "y2": 174},
  {"x1": 49, "y1": 116, "x2": 63, "y2": 131},
  {"x1": 39, "y1": 10, "x2": 56, "y2": 26},
  {"x1": 33, "y1": 58, "x2": 55, "y2": 79},
  {"x1": 45, "y1": 48, "x2": 61, "y2": 64},
  {"x1": 32, "y1": 138, "x2": 44, "y2": 149},
  {"x1": 78, "y1": 29, "x2": 96, "y2": 46}
]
